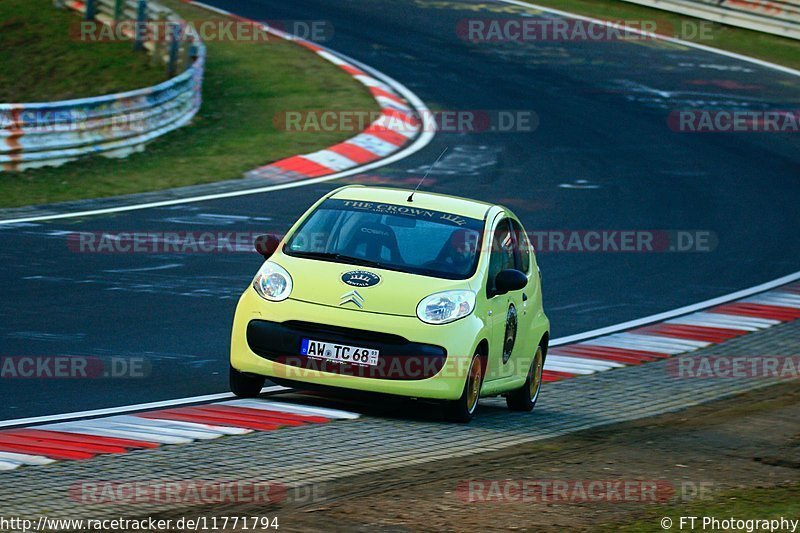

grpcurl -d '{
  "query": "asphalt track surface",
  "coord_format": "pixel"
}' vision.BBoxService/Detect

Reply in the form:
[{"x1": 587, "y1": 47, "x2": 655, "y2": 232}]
[{"x1": 1, "y1": 0, "x2": 798, "y2": 420}]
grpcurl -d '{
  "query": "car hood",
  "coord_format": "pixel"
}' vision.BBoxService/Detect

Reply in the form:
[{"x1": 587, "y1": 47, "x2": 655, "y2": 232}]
[{"x1": 276, "y1": 254, "x2": 471, "y2": 317}]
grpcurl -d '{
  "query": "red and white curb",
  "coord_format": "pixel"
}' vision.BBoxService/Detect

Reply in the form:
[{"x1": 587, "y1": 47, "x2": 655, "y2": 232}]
[
  {"x1": 0, "y1": 399, "x2": 358, "y2": 471},
  {"x1": 185, "y1": 1, "x2": 425, "y2": 184},
  {"x1": 2, "y1": 281, "x2": 798, "y2": 471},
  {"x1": 542, "y1": 281, "x2": 800, "y2": 381}
]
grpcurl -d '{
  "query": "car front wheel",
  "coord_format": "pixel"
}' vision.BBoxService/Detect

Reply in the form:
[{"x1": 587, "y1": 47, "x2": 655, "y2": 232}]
[
  {"x1": 506, "y1": 345, "x2": 544, "y2": 412},
  {"x1": 230, "y1": 365, "x2": 265, "y2": 398},
  {"x1": 444, "y1": 352, "x2": 484, "y2": 423}
]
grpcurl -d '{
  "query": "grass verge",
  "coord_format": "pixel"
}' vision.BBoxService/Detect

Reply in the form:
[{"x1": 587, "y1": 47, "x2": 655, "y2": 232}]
[
  {"x1": 521, "y1": 0, "x2": 800, "y2": 70},
  {"x1": 0, "y1": 0, "x2": 166, "y2": 102},
  {"x1": 0, "y1": 0, "x2": 377, "y2": 208}
]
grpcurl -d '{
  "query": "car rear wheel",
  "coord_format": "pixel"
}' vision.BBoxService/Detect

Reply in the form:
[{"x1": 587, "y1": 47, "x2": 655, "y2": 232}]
[
  {"x1": 444, "y1": 352, "x2": 484, "y2": 423},
  {"x1": 230, "y1": 365, "x2": 265, "y2": 398},
  {"x1": 506, "y1": 345, "x2": 544, "y2": 412}
]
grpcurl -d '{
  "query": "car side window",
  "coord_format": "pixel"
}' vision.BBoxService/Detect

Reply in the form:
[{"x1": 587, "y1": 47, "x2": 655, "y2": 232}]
[
  {"x1": 487, "y1": 219, "x2": 515, "y2": 296},
  {"x1": 510, "y1": 220, "x2": 530, "y2": 273}
]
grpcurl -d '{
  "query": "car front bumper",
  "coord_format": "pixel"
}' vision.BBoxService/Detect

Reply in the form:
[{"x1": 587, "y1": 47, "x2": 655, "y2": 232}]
[{"x1": 230, "y1": 288, "x2": 486, "y2": 400}]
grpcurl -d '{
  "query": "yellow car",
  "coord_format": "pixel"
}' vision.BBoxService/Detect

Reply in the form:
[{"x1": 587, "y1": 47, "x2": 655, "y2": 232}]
[{"x1": 230, "y1": 185, "x2": 549, "y2": 422}]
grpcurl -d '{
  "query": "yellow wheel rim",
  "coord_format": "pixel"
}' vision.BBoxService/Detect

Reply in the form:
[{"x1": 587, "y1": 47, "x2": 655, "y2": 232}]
[
  {"x1": 529, "y1": 347, "x2": 544, "y2": 401},
  {"x1": 466, "y1": 356, "x2": 482, "y2": 414}
]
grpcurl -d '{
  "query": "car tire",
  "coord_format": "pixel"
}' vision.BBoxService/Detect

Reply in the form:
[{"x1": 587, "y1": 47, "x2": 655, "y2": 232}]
[
  {"x1": 230, "y1": 365, "x2": 265, "y2": 398},
  {"x1": 506, "y1": 345, "x2": 544, "y2": 412},
  {"x1": 444, "y1": 352, "x2": 484, "y2": 423}
]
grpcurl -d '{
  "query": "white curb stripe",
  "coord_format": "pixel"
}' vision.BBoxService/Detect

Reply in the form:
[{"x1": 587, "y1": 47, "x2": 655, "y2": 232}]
[
  {"x1": 223, "y1": 399, "x2": 361, "y2": 420},
  {"x1": 122, "y1": 416, "x2": 251, "y2": 436},
  {"x1": 667, "y1": 312, "x2": 779, "y2": 329},
  {"x1": 614, "y1": 333, "x2": 711, "y2": 350},
  {"x1": 702, "y1": 313, "x2": 782, "y2": 327},
  {"x1": 41, "y1": 423, "x2": 193, "y2": 445},
  {"x1": 0, "y1": 451, "x2": 56, "y2": 466},
  {"x1": 72, "y1": 417, "x2": 222, "y2": 441},
  {"x1": 582, "y1": 336, "x2": 686, "y2": 355},
  {"x1": 743, "y1": 293, "x2": 800, "y2": 308},
  {"x1": 593, "y1": 333, "x2": 699, "y2": 351},
  {"x1": 347, "y1": 133, "x2": 400, "y2": 156},
  {"x1": 373, "y1": 114, "x2": 419, "y2": 139},
  {"x1": 301, "y1": 150, "x2": 360, "y2": 172},
  {"x1": 376, "y1": 97, "x2": 412, "y2": 113},
  {"x1": 543, "y1": 362, "x2": 596, "y2": 375},
  {"x1": 316, "y1": 50, "x2": 348, "y2": 66},
  {"x1": 545, "y1": 354, "x2": 625, "y2": 371},
  {"x1": 665, "y1": 317, "x2": 758, "y2": 331},
  {"x1": 95, "y1": 417, "x2": 227, "y2": 440},
  {"x1": 353, "y1": 75, "x2": 392, "y2": 91},
  {"x1": 0, "y1": 461, "x2": 20, "y2": 471}
]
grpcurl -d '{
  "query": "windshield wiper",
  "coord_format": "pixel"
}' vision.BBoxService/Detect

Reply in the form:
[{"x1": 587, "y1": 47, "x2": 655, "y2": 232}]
[{"x1": 289, "y1": 251, "x2": 387, "y2": 270}]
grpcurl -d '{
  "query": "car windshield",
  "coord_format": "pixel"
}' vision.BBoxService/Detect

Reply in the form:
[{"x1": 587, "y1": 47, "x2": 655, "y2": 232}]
[{"x1": 284, "y1": 198, "x2": 485, "y2": 279}]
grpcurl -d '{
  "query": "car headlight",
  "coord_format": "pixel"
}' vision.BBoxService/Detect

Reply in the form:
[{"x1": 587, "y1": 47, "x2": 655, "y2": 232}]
[
  {"x1": 252, "y1": 261, "x2": 292, "y2": 302},
  {"x1": 416, "y1": 290, "x2": 476, "y2": 325}
]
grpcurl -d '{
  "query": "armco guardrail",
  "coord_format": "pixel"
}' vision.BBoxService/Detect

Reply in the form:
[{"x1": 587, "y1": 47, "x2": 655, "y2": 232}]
[
  {"x1": 0, "y1": 0, "x2": 205, "y2": 172},
  {"x1": 619, "y1": 0, "x2": 800, "y2": 39}
]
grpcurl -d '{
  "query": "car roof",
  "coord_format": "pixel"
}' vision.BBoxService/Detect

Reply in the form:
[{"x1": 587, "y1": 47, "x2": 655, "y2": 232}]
[{"x1": 329, "y1": 186, "x2": 496, "y2": 220}]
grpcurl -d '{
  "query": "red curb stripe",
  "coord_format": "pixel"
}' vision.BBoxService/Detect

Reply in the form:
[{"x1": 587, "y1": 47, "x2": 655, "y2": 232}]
[
  {"x1": 327, "y1": 143, "x2": 381, "y2": 164},
  {"x1": 180, "y1": 406, "x2": 308, "y2": 427},
  {"x1": 297, "y1": 41, "x2": 323, "y2": 52},
  {"x1": 340, "y1": 64, "x2": 366, "y2": 76},
  {"x1": 4, "y1": 429, "x2": 159, "y2": 449},
  {"x1": 0, "y1": 434, "x2": 125, "y2": 455},
  {"x1": 567, "y1": 343, "x2": 670, "y2": 360},
  {"x1": 381, "y1": 108, "x2": 420, "y2": 127},
  {"x1": 271, "y1": 156, "x2": 332, "y2": 177},
  {"x1": 711, "y1": 303, "x2": 800, "y2": 321},
  {"x1": 542, "y1": 370, "x2": 576, "y2": 382},
  {"x1": 370, "y1": 87, "x2": 405, "y2": 105},
  {"x1": 0, "y1": 442, "x2": 94, "y2": 461},
  {"x1": 362, "y1": 125, "x2": 407, "y2": 146},
  {"x1": 550, "y1": 346, "x2": 657, "y2": 364},
  {"x1": 201, "y1": 405, "x2": 330, "y2": 424},
  {"x1": 137, "y1": 410, "x2": 284, "y2": 432},
  {"x1": 635, "y1": 324, "x2": 746, "y2": 343}
]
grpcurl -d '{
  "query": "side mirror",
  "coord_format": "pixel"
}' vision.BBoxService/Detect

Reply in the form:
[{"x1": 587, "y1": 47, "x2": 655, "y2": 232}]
[
  {"x1": 254, "y1": 234, "x2": 281, "y2": 259},
  {"x1": 493, "y1": 269, "x2": 528, "y2": 296}
]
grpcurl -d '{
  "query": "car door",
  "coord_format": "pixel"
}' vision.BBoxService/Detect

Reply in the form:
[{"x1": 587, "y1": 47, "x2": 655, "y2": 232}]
[
  {"x1": 485, "y1": 217, "x2": 521, "y2": 381},
  {"x1": 508, "y1": 219, "x2": 535, "y2": 375}
]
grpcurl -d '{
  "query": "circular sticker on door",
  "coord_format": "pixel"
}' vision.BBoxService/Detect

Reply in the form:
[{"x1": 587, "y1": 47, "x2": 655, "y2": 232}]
[{"x1": 502, "y1": 303, "x2": 518, "y2": 364}]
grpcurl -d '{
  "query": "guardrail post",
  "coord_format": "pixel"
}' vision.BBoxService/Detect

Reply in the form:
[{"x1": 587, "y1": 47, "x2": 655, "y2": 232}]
[
  {"x1": 113, "y1": 0, "x2": 124, "y2": 22},
  {"x1": 167, "y1": 22, "x2": 180, "y2": 77},
  {"x1": 85, "y1": 0, "x2": 96, "y2": 20},
  {"x1": 133, "y1": 0, "x2": 147, "y2": 51}
]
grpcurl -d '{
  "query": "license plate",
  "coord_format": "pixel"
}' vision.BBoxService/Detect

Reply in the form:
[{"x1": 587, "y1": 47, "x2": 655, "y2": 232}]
[{"x1": 301, "y1": 338, "x2": 379, "y2": 366}]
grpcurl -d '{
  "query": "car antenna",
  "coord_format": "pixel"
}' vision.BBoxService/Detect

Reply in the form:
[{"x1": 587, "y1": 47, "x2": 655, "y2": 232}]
[{"x1": 407, "y1": 146, "x2": 448, "y2": 202}]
